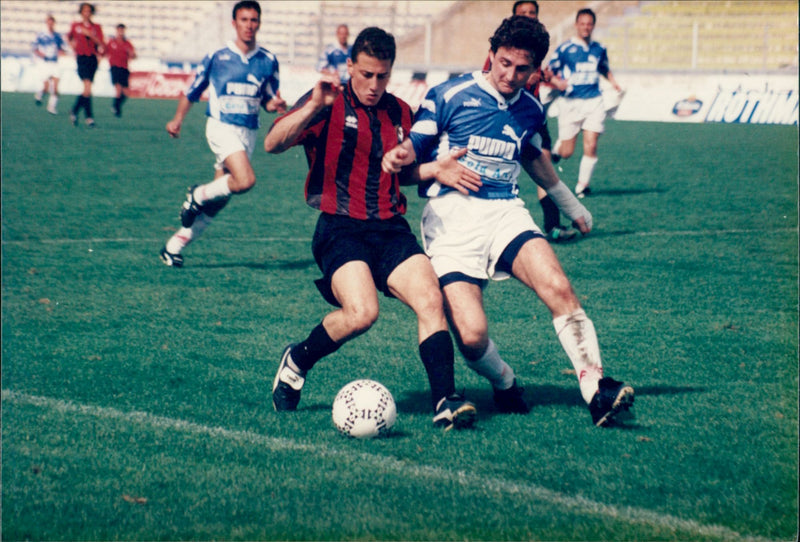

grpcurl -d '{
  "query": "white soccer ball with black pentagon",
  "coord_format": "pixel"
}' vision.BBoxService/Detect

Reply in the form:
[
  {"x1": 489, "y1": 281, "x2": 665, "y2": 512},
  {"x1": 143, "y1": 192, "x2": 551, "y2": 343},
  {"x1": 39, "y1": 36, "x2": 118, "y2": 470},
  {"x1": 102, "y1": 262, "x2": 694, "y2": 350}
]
[{"x1": 332, "y1": 379, "x2": 396, "y2": 438}]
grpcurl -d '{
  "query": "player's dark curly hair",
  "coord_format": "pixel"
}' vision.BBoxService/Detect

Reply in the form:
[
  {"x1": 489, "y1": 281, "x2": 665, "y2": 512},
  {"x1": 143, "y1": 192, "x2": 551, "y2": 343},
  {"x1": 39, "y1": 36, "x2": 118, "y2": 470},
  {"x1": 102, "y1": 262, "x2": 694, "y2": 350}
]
[
  {"x1": 489, "y1": 15, "x2": 550, "y2": 66},
  {"x1": 351, "y1": 27, "x2": 396, "y2": 65},
  {"x1": 232, "y1": 0, "x2": 261, "y2": 19}
]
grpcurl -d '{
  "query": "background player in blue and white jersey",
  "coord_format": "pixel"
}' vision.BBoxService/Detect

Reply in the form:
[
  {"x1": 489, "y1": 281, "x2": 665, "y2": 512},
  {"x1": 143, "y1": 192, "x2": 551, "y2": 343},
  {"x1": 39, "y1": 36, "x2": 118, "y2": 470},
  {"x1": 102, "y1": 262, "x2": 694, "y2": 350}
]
[
  {"x1": 160, "y1": 0, "x2": 286, "y2": 268},
  {"x1": 547, "y1": 8, "x2": 622, "y2": 198},
  {"x1": 32, "y1": 14, "x2": 67, "y2": 115},
  {"x1": 383, "y1": 15, "x2": 634, "y2": 426},
  {"x1": 316, "y1": 24, "x2": 351, "y2": 84}
]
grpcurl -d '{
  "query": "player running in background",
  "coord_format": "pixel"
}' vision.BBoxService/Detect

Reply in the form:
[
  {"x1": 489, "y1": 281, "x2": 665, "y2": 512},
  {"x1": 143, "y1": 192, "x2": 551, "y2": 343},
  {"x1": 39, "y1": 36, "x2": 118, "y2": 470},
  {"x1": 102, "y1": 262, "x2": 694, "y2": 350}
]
[
  {"x1": 316, "y1": 23, "x2": 352, "y2": 84},
  {"x1": 383, "y1": 15, "x2": 634, "y2": 426},
  {"x1": 106, "y1": 23, "x2": 136, "y2": 117},
  {"x1": 264, "y1": 27, "x2": 476, "y2": 432},
  {"x1": 67, "y1": 3, "x2": 104, "y2": 128},
  {"x1": 484, "y1": 0, "x2": 577, "y2": 243},
  {"x1": 159, "y1": 0, "x2": 286, "y2": 268},
  {"x1": 547, "y1": 8, "x2": 623, "y2": 198},
  {"x1": 32, "y1": 14, "x2": 68, "y2": 115}
]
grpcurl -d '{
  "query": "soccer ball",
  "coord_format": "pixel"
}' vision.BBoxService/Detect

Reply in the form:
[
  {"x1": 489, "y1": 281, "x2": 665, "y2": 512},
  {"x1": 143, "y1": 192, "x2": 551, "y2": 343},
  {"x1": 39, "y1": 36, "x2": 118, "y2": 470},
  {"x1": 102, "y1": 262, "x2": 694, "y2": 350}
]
[{"x1": 332, "y1": 379, "x2": 396, "y2": 439}]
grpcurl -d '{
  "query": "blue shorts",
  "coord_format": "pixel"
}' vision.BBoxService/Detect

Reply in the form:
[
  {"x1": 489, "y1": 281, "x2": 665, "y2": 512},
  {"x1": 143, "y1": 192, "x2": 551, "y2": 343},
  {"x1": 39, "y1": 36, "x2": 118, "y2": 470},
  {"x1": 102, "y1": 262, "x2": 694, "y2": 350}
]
[{"x1": 311, "y1": 213, "x2": 424, "y2": 307}]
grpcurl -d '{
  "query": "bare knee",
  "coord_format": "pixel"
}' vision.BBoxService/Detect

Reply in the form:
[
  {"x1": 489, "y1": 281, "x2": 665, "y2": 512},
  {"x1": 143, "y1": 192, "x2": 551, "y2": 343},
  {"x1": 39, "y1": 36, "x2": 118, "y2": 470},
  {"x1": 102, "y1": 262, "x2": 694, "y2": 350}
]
[
  {"x1": 228, "y1": 171, "x2": 256, "y2": 193},
  {"x1": 341, "y1": 302, "x2": 379, "y2": 335}
]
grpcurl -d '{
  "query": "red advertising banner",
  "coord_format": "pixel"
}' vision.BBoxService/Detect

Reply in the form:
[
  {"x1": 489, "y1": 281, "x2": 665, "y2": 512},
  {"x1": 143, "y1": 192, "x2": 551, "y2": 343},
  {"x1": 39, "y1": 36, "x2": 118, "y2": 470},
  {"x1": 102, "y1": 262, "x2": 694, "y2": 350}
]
[{"x1": 128, "y1": 71, "x2": 208, "y2": 100}]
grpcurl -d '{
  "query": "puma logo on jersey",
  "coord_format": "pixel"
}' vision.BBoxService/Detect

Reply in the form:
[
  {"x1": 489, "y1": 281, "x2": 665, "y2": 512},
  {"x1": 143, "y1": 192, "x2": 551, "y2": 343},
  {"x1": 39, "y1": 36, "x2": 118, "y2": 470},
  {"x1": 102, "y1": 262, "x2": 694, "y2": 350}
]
[
  {"x1": 467, "y1": 135, "x2": 516, "y2": 160},
  {"x1": 462, "y1": 97, "x2": 481, "y2": 107},
  {"x1": 501, "y1": 124, "x2": 527, "y2": 153}
]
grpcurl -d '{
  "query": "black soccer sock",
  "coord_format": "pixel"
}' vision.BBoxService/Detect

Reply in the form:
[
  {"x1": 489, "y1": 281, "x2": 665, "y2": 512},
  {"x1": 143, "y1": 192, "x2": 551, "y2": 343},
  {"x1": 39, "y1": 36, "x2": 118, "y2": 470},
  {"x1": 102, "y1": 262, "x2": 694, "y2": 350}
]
[
  {"x1": 540, "y1": 195, "x2": 561, "y2": 232},
  {"x1": 85, "y1": 96, "x2": 93, "y2": 119},
  {"x1": 290, "y1": 323, "x2": 340, "y2": 373},
  {"x1": 72, "y1": 95, "x2": 84, "y2": 115},
  {"x1": 113, "y1": 96, "x2": 120, "y2": 111},
  {"x1": 419, "y1": 330, "x2": 456, "y2": 411}
]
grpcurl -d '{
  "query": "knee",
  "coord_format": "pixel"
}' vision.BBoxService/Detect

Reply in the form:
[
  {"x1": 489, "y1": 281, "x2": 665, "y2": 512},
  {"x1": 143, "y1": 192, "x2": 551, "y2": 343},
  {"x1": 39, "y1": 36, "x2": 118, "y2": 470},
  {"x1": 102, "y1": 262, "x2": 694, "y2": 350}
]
[
  {"x1": 454, "y1": 324, "x2": 488, "y2": 359},
  {"x1": 342, "y1": 303, "x2": 379, "y2": 335},
  {"x1": 229, "y1": 171, "x2": 256, "y2": 194}
]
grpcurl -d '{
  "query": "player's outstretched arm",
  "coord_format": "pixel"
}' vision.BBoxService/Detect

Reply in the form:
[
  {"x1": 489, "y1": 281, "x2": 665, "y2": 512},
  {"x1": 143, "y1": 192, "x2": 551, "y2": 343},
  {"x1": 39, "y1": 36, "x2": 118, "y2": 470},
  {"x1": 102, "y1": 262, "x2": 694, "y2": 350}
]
[
  {"x1": 264, "y1": 73, "x2": 340, "y2": 154},
  {"x1": 523, "y1": 152, "x2": 592, "y2": 234},
  {"x1": 166, "y1": 95, "x2": 193, "y2": 139}
]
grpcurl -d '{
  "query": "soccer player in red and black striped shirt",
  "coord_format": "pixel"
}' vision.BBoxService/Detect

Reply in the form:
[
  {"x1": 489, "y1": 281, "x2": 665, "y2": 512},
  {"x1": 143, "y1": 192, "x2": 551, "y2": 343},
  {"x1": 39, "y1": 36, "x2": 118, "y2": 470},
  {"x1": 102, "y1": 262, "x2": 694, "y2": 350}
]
[{"x1": 265, "y1": 27, "x2": 476, "y2": 431}]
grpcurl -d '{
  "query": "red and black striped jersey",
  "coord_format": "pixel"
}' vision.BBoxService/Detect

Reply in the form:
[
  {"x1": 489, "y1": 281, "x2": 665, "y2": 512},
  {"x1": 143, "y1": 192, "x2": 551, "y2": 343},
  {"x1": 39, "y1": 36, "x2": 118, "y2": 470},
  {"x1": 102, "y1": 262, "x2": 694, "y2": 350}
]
[{"x1": 273, "y1": 83, "x2": 413, "y2": 220}]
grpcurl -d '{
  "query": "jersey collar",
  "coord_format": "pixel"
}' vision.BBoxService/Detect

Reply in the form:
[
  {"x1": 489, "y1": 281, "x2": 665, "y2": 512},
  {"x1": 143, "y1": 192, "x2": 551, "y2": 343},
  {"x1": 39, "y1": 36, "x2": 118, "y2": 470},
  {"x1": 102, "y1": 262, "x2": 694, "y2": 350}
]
[
  {"x1": 472, "y1": 70, "x2": 522, "y2": 110},
  {"x1": 227, "y1": 40, "x2": 260, "y2": 61}
]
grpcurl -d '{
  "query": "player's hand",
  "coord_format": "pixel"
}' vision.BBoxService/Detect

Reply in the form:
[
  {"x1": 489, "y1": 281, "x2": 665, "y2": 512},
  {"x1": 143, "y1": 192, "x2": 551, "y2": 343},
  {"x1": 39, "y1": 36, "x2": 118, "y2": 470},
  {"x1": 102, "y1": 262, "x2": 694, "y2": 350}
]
[
  {"x1": 312, "y1": 73, "x2": 341, "y2": 108},
  {"x1": 166, "y1": 119, "x2": 181, "y2": 138},
  {"x1": 572, "y1": 215, "x2": 592, "y2": 234},
  {"x1": 381, "y1": 146, "x2": 411, "y2": 174},
  {"x1": 266, "y1": 92, "x2": 287, "y2": 114},
  {"x1": 434, "y1": 148, "x2": 482, "y2": 195}
]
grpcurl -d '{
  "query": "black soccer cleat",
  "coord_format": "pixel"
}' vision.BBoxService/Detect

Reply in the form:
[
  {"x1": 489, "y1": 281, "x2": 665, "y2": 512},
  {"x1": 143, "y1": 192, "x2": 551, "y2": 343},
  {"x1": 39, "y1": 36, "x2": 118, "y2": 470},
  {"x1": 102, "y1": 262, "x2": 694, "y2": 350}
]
[
  {"x1": 159, "y1": 246, "x2": 183, "y2": 268},
  {"x1": 589, "y1": 377, "x2": 635, "y2": 427},
  {"x1": 433, "y1": 393, "x2": 477, "y2": 431},
  {"x1": 272, "y1": 344, "x2": 305, "y2": 412},
  {"x1": 180, "y1": 185, "x2": 204, "y2": 228},
  {"x1": 493, "y1": 380, "x2": 530, "y2": 414}
]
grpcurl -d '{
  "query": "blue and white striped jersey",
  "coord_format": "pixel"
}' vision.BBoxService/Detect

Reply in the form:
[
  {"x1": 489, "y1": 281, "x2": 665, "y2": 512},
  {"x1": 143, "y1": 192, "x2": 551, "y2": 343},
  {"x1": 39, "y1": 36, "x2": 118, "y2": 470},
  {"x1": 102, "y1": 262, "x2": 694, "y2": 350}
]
[
  {"x1": 316, "y1": 43, "x2": 351, "y2": 83},
  {"x1": 548, "y1": 38, "x2": 611, "y2": 100},
  {"x1": 185, "y1": 41, "x2": 279, "y2": 129},
  {"x1": 409, "y1": 71, "x2": 545, "y2": 200},
  {"x1": 32, "y1": 31, "x2": 66, "y2": 62}
]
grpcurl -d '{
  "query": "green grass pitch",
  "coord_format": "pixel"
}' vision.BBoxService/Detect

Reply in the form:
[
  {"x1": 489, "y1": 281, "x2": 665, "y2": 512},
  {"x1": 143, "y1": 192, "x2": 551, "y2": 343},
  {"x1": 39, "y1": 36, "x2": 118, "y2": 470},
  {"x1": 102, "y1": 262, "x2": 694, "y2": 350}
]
[{"x1": 2, "y1": 90, "x2": 798, "y2": 541}]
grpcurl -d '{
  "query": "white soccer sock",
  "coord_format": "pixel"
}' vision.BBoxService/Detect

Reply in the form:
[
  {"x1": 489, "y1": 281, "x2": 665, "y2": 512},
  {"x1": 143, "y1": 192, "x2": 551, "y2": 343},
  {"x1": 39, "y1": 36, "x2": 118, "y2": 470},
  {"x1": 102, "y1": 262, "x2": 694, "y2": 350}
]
[
  {"x1": 47, "y1": 95, "x2": 58, "y2": 110},
  {"x1": 194, "y1": 174, "x2": 232, "y2": 205},
  {"x1": 552, "y1": 139, "x2": 563, "y2": 157},
  {"x1": 165, "y1": 215, "x2": 214, "y2": 253},
  {"x1": 553, "y1": 309, "x2": 603, "y2": 404},
  {"x1": 577, "y1": 155, "x2": 598, "y2": 191},
  {"x1": 465, "y1": 339, "x2": 515, "y2": 390}
]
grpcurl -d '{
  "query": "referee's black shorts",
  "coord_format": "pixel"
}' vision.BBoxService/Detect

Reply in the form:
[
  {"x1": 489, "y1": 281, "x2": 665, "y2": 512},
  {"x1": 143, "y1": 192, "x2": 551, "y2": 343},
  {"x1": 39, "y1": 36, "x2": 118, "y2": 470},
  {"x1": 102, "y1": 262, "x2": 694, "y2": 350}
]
[
  {"x1": 110, "y1": 66, "x2": 130, "y2": 87},
  {"x1": 76, "y1": 55, "x2": 99, "y2": 81},
  {"x1": 311, "y1": 213, "x2": 425, "y2": 307}
]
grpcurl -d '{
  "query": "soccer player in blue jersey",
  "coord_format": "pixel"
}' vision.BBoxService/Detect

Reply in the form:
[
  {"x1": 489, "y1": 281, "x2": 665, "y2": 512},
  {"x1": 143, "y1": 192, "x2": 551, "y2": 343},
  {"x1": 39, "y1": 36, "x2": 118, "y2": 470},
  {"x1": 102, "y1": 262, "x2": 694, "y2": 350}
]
[
  {"x1": 547, "y1": 8, "x2": 623, "y2": 198},
  {"x1": 264, "y1": 27, "x2": 476, "y2": 432},
  {"x1": 383, "y1": 16, "x2": 634, "y2": 426},
  {"x1": 159, "y1": 0, "x2": 286, "y2": 268},
  {"x1": 316, "y1": 24, "x2": 351, "y2": 84},
  {"x1": 32, "y1": 14, "x2": 67, "y2": 115}
]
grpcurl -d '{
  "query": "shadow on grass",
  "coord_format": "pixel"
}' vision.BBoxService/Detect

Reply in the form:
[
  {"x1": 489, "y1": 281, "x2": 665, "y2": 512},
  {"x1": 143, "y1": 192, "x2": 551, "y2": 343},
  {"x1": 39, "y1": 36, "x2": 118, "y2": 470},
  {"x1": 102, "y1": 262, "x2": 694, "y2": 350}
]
[
  {"x1": 197, "y1": 259, "x2": 317, "y2": 271},
  {"x1": 397, "y1": 383, "x2": 704, "y2": 418},
  {"x1": 579, "y1": 186, "x2": 669, "y2": 198}
]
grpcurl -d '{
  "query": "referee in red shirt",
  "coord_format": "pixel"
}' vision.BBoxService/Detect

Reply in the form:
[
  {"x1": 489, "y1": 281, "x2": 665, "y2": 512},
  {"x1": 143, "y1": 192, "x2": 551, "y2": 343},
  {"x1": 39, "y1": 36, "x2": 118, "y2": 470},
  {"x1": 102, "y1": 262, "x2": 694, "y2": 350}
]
[
  {"x1": 67, "y1": 2, "x2": 104, "y2": 127},
  {"x1": 106, "y1": 23, "x2": 136, "y2": 117},
  {"x1": 264, "y1": 27, "x2": 477, "y2": 431}
]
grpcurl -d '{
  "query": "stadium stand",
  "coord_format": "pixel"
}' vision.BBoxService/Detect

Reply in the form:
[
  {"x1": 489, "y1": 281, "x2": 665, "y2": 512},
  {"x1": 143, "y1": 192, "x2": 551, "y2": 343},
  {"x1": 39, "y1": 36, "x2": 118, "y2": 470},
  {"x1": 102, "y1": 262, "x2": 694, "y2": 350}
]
[
  {"x1": 1, "y1": 1, "x2": 796, "y2": 72},
  {"x1": 597, "y1": 0, "x2": 799, "y2": 71}
]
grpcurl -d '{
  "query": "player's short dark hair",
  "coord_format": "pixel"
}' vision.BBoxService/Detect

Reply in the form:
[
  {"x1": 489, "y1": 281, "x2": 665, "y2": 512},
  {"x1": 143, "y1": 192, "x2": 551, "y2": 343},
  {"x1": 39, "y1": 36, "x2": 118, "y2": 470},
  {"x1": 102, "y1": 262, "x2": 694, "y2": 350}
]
[
  {"x1": 489, "y1": 15, "x2": 549, "y2": 65},
  {"x1": 351, "y1": 27, "x2": 396, "y2": 65},
  {"x1": 576, "y1": 8, "x2": 596, "y2": 23},
  {"x1": 512, "y1": 1, "x2": 539, "y2": 15},
  {"x1": 232, "y1": 0, "x2": 261, "y2": 19},
  {"x1": 79, "y1": 3, "x2": 95, "y2": 15},
  {"x1": 117, "y1": 23, "x2": 126, "y2": 29}
]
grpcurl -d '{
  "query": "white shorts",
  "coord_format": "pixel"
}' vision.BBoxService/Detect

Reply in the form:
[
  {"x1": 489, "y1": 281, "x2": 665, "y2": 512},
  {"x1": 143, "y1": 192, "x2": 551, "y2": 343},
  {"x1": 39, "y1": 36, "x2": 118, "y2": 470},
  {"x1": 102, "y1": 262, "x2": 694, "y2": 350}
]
[
  {"x1": 420, "y1": 192, "x2": 541, "y2": 282},
  {"x1": 557, "y1": 96, "x2": 606, "y2": 139},
  {"x1": 39, "y1": 61, "x2": 61, "y2": 81},
  {"x1": 205, "y1": 117, "x2": 258, "y2": 171}
]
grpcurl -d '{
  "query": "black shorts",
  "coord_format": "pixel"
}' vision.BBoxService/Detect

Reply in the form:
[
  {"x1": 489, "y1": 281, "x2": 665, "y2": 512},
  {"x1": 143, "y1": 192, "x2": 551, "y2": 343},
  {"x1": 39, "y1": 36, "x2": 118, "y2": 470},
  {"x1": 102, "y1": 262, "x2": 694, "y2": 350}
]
[
  {"x1": 110, "y1": 66, "x2": 130, "y2": 87},
  {"x1": 76, "y1": 55, "x2": 98, "y2": 81},
  {"x1": 311, "y1": 213, "x2": 425, "y2": 307}
]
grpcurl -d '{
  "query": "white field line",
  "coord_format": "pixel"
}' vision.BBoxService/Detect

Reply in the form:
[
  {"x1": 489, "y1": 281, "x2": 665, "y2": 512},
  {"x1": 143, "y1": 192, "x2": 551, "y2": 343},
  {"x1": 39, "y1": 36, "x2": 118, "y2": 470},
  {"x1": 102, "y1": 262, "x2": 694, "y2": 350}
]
[
  {"x1": 0, "y1": 227, "x2": 797, "y2": 246},
  {"x1": 2, "y1": 389, "x2": 779, "y2": 542}
]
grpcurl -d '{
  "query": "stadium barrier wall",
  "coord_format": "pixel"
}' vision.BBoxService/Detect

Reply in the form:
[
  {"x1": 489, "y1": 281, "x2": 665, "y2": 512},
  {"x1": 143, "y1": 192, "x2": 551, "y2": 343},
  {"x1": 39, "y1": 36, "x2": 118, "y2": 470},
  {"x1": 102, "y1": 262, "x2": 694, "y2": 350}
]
[{"x1": 2, "y1": 55, "x2": 797, "y2": 125}]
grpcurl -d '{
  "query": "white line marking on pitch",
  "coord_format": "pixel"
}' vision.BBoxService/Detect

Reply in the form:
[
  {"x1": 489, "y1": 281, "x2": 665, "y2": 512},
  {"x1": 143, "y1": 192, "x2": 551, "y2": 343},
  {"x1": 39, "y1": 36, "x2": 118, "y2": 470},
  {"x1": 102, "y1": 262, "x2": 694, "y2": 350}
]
[{"x1": 1, "y1": 390, "x2": 779, "y2": 542}]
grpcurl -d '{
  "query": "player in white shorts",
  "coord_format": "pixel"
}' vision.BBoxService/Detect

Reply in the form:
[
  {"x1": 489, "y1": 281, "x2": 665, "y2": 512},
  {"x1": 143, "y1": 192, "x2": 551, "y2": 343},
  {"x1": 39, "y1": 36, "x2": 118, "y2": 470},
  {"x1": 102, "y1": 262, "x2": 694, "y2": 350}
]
[
  {"x1": 32, "y1": 14, "x2": 67, "y2": 114},
  {"x1": 383, "y1": 15, "x2": 634, "y2": 427},
  {"x1": 159, "y1": 1, "x2": 285, "y2": 268},
  {"x1": 547, "y1": 8, "x2": 622, "y2": 198}
]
